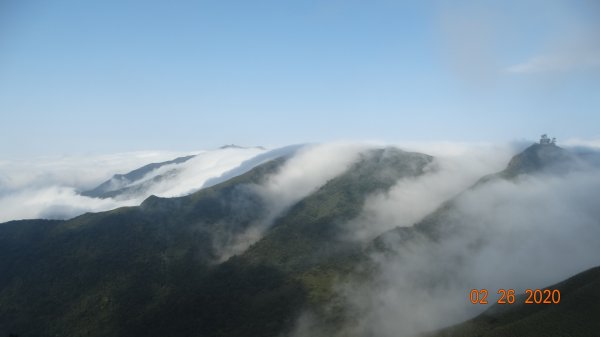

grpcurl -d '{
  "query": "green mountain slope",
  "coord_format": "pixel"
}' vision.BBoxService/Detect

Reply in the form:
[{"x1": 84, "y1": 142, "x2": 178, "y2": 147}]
[
  {"x1": 4, "y1": 143, "x2": 591, "y2": 337},
  {"x1": 361, "y1": 143, "x2": 600, "y2": 337},
  {"x1": 244, "y1": 147, "x2": 433, "y2": 272},
  {"x1": 0, "y1": 146, "x2": 433, "y2": 337},
  {"x1": 428, "y1": 266, "x2": 600, "y2": 337},
  {"x1": 0, "y1": 158, "x2": 285, "y2": 336},
  {"x1": 474, "y1": 142, "x2": 575, "y2": 187},
  {"x1": 130, "y1": 147, "x2": 434, "y2": 336},
  {"x1": 236, "y1": 148, "x2": 433, "y2": 330}
]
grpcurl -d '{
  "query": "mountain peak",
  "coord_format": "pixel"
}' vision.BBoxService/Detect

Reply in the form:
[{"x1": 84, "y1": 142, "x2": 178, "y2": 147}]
[{"x1": 503, "y1": 142, "x2": 573, "y2": 178}]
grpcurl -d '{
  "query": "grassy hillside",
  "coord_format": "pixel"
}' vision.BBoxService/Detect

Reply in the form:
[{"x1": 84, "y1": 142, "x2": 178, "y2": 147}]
[
  {"x1": 0, "y1": 147, "x2": 433, "y2": 337},
  {"x1": 134, "y1": 147, "x2": 434, "y2": 336},
  {"x1": 5, "y1": 143, "x2": 591, "y2": 337},
  {"x1": 0, "y1": 158, "x2": 284, "y2": 336},
  {"x1": 239, "y1": 148, "x2": 433, "y2": 329},
  {"x1": 244, "y1": 147, "x2": 433, "y2": 271}
]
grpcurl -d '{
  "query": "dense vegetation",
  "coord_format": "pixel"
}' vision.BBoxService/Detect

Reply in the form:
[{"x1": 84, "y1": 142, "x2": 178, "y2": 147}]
[
  {"x1": 1, "y1": 144, "x2": 598, "y2": 336},
  {"x1": 0, "y1": 147, "x2": 432, "y2": 336},
  {"x1": 0, "y1": 158, "x2": 284, "y2": 336}
]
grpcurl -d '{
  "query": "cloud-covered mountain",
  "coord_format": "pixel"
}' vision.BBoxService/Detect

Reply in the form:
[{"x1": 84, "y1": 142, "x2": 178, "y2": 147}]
[
  {"x1": 80, "y1": 145, "x2": 279, "y2": 200},
  {"x1": 316, "y1": 142, "x2": 600, "y2": 337},
  {"x1": 0, "y1": 140, "x2": 599, "y2": 337},
  {"x1": 80, "y1": 154, "x2": 197, "y2": 198},
  {"x1": 0, "y1": 145, "x2": 299, "y2": 222}
]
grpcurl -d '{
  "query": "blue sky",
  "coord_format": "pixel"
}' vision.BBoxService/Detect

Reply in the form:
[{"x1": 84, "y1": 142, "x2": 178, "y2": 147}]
[{"x1": 1, "y1": 0, "x2": 599, "y2": 157}]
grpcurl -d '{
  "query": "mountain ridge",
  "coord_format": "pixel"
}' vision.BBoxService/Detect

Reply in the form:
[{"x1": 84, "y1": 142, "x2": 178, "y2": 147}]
[
  {"x1": 81, "y1": 154, "x2": 196, "y2": 198},
  {"x1": 1, "y1": 142, "x2": 598, "y2": 337},
  {"x1": 427, "y1": 265, "x2": 600, "y2": 337}
]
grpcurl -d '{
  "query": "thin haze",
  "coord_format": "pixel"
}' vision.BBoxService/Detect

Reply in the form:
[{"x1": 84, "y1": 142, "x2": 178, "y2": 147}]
[{"x1": 1, "y1": 0, "x2": 599, "y2": 157}]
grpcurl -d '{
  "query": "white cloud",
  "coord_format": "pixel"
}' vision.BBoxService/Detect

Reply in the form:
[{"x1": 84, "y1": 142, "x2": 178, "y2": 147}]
[
  {"x1": 0, "y1": 151, "x2": 186, "y2": 222},
  {"x1": 504, "y1": 2, "x2": 600, "y2": 76},
  {"x1": 562, "y1": 138, "x2": 600, "y2": 149},
  {"x1": 346, "y1": 142, "x2": 515, "y2": 241},
  {"x1": 4, "y1": 140, "x2": 600, "y2": 337},
  {"x1": 336, "y1": 165, "x2": 600, "y2": 337},
  {"x1": 254, "y1": 142, "x2": 371, "y2": 217},
  {"x1": 119, "y1": 147, "x2": 267, "y2": 199},
  {"x1": 506, "y1": 51, "x2": 600, "y2": 74},
  {"x1": 215, "y1": 142, "x2": 371, "y2": 261},
  {"x1": 0, "y1": 151, "x2": 189, "y2": 196},
  {"x1": 0, "y1": 186, "x2": 136, "y2": 222},
  {"x1": 0, "y1": 147, "x2": 270, "y2": 222},
  {"x1": 287, "y1": 141, "x2": 600, "y2": 337}
]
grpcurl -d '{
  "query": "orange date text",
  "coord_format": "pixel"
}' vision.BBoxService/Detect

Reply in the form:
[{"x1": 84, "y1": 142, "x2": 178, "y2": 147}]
[{"x1": 469, "y1": 289, "x2": 560, "y2": 305}]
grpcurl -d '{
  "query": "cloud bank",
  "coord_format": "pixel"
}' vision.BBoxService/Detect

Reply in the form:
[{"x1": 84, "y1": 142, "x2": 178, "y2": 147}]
[
  {"x1": 214, "y1": 142, "x2": 372, "y2": 261},
  {"x1": 111, "y1": 147, "x2": 267, "y2": 199},
  {"x1": 346, "y1": 142, "x2": 515, "y2": 241},
  {"x1": 353, "y1": 172, "x2": 599, "y2": 336},
  {"x1": 2, "y1": 140, "x2": 599, "y2": 337},
  {"x1": 0, "y1": 147, "x2": 269, "y2": 222},
  {"x1": 336, "y1": 151, "x2": 600, "y2": 337},
  {"x1": 506, "y1": 51, "x2": 600, "y2": 74},
  {"x1": 289, "y1": 141, "x2": 600, "y2": 337}
]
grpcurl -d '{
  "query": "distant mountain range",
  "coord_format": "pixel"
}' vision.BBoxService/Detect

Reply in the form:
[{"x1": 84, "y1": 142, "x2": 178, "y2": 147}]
[
  {"x1": 0, "y1": 142, "x2": 598, "y2": 337},
  {"x1": 79, "y1": 145, "x2": 297, "y2": 201},
  {"x1": 80, "y1": 154, "x2": 196, "y2": 198}
]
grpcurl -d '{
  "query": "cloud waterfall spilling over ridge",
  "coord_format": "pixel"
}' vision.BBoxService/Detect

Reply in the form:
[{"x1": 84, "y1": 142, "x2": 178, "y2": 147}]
[
  {"x1": 0, "y1": 147, "x2": 267, "y2": 222},
  {"x1": 291, "y1": 142, "x2": 600, "y2": 337},
  {"x1": 212, "y1": 142, "x2": 373, "y2": 261},
  {"x1": 346, "y1": 142, "x2": 515, "y2": 241},
  {"x1": 345, "y1": 167, "x2": 600, "y2": 337}
]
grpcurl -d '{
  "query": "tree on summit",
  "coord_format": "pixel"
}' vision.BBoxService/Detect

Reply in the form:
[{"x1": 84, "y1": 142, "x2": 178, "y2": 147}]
[{"x1": 540, "y1": 134, "x2": 557, "y2": 145}]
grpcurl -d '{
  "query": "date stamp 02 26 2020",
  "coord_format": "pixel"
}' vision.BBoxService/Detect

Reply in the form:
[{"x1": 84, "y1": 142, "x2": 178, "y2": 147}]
[{"x1": 469, "y1": 289, "x2": 561, "y2": 305}]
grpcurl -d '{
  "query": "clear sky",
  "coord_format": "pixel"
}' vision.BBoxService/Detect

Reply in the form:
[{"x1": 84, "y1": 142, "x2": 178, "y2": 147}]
[{"x1": 1, "y1": 0, "x2": 599, "y2": 157}]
